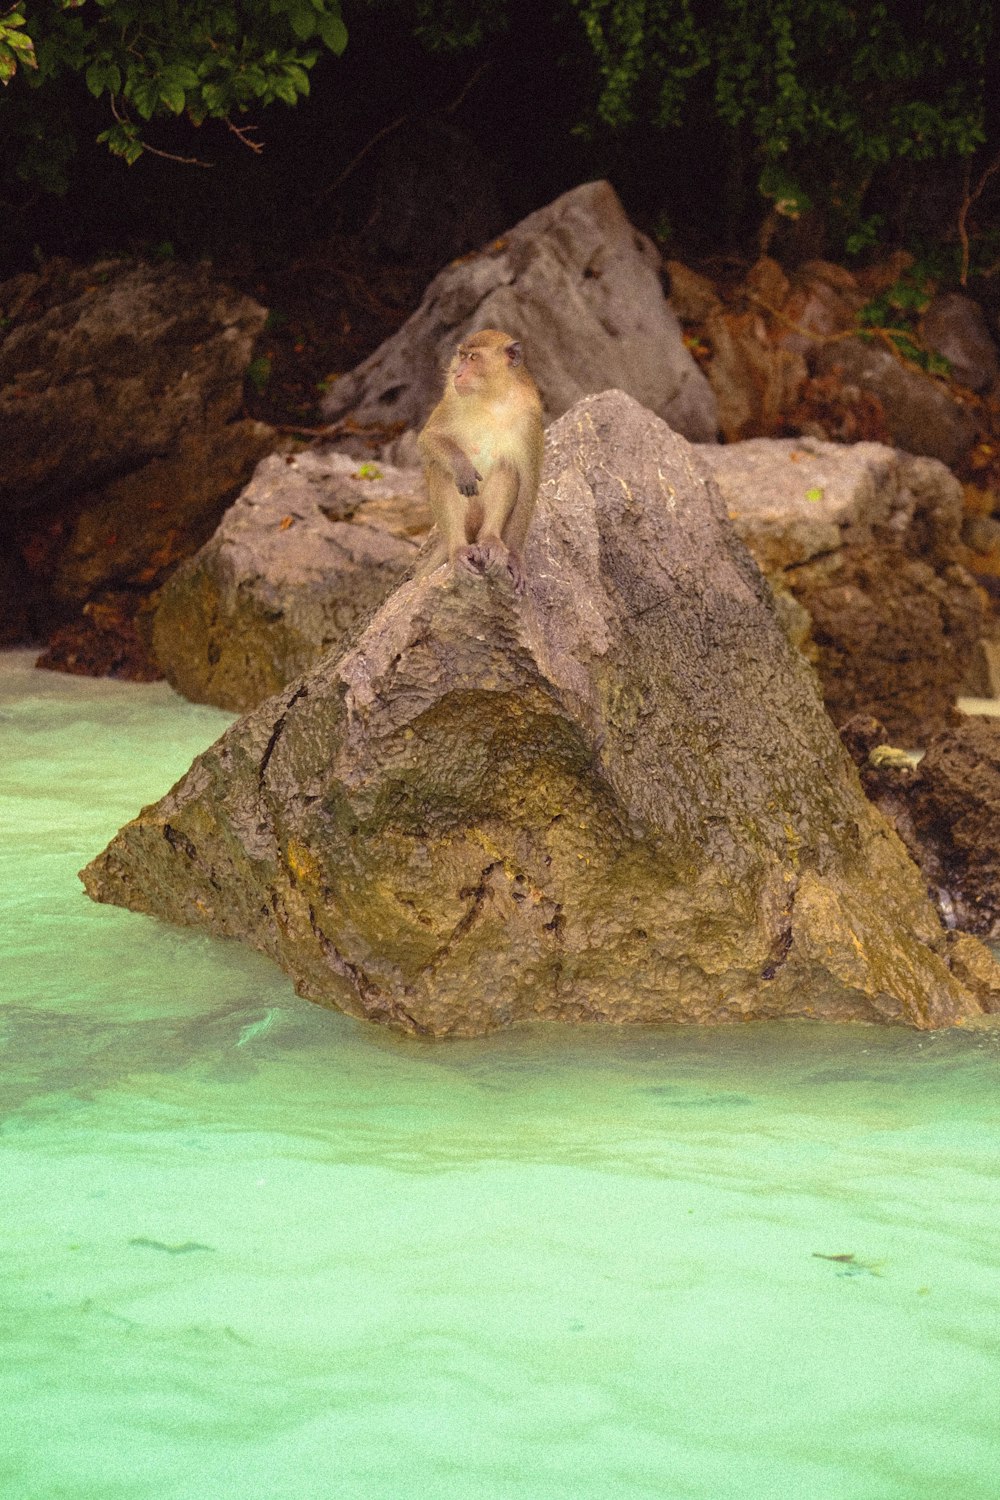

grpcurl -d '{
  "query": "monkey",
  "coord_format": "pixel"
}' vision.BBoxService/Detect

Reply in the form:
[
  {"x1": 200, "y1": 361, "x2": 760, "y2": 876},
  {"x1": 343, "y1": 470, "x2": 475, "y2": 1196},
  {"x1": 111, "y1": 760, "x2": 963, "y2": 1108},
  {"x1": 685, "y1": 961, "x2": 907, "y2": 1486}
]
[{"x1": 416, "y1": 328, "x2": 544, "y2": 593}]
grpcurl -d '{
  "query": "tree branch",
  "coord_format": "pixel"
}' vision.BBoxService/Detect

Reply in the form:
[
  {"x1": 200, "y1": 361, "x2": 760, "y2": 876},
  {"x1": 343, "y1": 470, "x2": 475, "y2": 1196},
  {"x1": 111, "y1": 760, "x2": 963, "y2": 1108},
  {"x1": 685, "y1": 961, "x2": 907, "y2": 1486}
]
[
  {"x1": 227, "y1": 118, "x2": 264, "y2": 154},
  {"x1": 958, "y1": 150, "x2": 1000, "y2": 287},
  {"x1": 314, "y1": 115, "x2": 408, "y2": 203}
]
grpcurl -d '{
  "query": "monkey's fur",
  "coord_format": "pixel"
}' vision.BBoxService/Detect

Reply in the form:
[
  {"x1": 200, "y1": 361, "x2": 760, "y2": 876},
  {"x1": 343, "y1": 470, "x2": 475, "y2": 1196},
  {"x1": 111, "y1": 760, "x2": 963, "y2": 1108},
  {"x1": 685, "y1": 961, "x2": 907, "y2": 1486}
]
[{"x1": 417, "y1": 329, "x2": 544, "y2": 592}]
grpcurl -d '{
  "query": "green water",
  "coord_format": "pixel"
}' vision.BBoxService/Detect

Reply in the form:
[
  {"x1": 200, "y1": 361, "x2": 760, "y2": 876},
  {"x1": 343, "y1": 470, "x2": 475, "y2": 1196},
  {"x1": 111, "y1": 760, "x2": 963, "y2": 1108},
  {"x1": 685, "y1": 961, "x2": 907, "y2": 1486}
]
[{"x1": 2, "y1": 648, "x2": 999, "y2": 1500}]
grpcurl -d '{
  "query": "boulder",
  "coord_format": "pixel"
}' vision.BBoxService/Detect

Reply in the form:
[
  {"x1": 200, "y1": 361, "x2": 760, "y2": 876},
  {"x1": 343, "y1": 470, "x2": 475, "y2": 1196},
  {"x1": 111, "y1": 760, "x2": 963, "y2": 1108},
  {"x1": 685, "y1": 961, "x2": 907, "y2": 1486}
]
[
  {"x1": 811, "y1": 338, "x2": 978, "y2": 468},
  {"x1": 152, "y1": 450, "x2": 431, "y2": 711},
  {"x1": 919, "y1": 292, "x2": 1000, "y2": 394},
  {"x1": 0, "y1": 255, "x2": 273, "y2": 669},
  {"x1": 0, "y1": 256, "x2": 268, "y2": 517},
  {"x1": 82, "y1": 391, "x2": 994, "y2": 1036},
  {"x1": 698, "y1": 437, "x2": 983, "y2": 743},
  {"x1": 321, "y1": 181, "x2": 719, "y2": 442}
]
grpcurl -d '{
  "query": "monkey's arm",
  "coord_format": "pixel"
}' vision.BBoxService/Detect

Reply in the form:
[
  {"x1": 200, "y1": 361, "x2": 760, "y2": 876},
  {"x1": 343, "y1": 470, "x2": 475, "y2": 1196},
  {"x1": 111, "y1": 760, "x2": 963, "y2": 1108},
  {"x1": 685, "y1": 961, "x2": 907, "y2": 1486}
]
[{"x1": 417, "y1": 426, "x2": 481, "y2": 497}]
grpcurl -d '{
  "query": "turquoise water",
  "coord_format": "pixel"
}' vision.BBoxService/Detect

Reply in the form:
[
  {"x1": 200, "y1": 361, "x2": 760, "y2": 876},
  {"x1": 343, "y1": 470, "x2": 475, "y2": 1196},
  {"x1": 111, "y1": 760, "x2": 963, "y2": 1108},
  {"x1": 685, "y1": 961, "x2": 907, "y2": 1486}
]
[{"x1": 2, "y1": 647, "x2": 999, "y2": 1500}]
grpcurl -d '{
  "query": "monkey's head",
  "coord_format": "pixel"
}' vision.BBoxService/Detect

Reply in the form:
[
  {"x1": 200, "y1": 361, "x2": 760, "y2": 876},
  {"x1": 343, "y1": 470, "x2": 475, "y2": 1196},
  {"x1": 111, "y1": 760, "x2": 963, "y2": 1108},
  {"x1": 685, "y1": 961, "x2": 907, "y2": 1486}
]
[{"x1": 451, "y1": 328, "x2": 524, "y2": 396}]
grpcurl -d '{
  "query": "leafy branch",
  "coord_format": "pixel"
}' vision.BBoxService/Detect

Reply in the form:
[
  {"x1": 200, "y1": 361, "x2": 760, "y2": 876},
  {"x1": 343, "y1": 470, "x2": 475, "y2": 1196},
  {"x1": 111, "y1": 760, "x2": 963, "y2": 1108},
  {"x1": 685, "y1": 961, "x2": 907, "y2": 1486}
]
[{"x1": 1, "y1": 0, "x2": 349, "y2": 180}]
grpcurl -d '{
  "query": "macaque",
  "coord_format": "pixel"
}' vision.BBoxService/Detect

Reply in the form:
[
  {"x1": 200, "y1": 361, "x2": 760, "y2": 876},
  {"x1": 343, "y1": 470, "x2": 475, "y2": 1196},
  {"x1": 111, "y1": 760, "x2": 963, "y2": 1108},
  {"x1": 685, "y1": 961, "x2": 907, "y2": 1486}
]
[{"x1": 417, "y1": 328, "x2": 544, "y2": 592}]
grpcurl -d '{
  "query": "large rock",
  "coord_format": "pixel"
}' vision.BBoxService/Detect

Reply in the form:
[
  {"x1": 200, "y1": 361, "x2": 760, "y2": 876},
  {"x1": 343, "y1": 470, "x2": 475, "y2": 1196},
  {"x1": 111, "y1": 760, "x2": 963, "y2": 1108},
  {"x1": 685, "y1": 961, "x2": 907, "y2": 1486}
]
[
  {"x1": 82, "y1": 391, "x2": 994, "y2": 1036},
  {"x1": 321, "y1": 181, "x2": 718, "y2": 442},
  {"x1": 152, "y1": 450, "x2": 431, "y2": 710},
  {"x1": 0, "y1": 256, "x2": 268, "y2": 517},
  {"x1": 919, "y1": 292, "x2": 1000, "y2": 394},
  {"x1": 698, "y1": 437, "x2": 983, "y2": 743},
  {"x1": 0, "y1": 255, "x2": 273, "y2": 669}
]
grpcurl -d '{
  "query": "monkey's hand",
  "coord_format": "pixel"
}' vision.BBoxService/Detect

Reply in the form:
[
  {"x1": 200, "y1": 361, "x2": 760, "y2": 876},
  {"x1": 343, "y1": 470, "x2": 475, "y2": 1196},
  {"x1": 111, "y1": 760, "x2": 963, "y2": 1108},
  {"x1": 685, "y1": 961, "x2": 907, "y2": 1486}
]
[{"x1": 452, "y1": 458, "x2": 482, "y2": 497}]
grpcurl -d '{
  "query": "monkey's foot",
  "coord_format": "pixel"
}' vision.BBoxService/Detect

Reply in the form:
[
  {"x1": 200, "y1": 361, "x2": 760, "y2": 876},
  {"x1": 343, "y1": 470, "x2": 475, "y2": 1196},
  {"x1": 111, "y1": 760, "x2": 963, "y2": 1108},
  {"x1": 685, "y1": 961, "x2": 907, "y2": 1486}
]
[
  {"x1": 478, "y1": 538, "x2": 525, "y2": 591},
  {"x1": 453, "y1": 541, "x2": 523, "y2": 592},
  {"x1": 453, "y1": 544, "x2": 487, "y2": 578}
]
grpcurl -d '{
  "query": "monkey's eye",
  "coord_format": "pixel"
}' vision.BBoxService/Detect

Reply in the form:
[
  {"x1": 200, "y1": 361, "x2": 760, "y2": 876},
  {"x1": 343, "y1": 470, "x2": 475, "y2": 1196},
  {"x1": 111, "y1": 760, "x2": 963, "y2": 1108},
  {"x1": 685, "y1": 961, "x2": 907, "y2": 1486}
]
[{"x1": 467, "y1": 352, "x2": 479, "y2": 361}]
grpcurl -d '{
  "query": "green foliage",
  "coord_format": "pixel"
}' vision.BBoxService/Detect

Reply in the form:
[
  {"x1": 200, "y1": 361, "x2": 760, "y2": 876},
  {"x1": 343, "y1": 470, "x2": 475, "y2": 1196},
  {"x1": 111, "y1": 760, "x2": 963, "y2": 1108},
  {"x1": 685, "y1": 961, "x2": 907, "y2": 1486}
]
[
  {"x1": 0, "y1": 8, "x2": 38, "y2": 85},
  {"x1": 567, "y1": 0, "x2": 993, "y2": 244},
  {"x1": 405, "y1": 0, "x2": 509, "y2": 51},
  {"x1": 857, "y1": 269, "x2": 952, "y2": 375},
  {"x1": 1, "y1": 0, "x2": 348, "y2": 185}
]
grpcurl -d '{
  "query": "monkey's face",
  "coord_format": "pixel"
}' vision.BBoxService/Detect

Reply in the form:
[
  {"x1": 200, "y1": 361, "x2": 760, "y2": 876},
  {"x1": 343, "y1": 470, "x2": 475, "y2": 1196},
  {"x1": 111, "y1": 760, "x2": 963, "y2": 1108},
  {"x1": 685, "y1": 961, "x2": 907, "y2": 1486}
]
[
  {"x1": 451, "y1": 347, "x2": 488, "y2": 395},
  {"x1": 450, "y1": 334, "x2": 523, "y2": 396}
]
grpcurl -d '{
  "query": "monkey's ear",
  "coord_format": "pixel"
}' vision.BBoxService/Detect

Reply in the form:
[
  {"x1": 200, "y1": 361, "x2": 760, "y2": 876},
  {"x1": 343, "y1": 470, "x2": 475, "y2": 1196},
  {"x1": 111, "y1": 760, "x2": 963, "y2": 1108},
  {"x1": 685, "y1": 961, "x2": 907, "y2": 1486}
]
[{"x1": 506, "y1": 341, "x2": 523, "y2": 366}]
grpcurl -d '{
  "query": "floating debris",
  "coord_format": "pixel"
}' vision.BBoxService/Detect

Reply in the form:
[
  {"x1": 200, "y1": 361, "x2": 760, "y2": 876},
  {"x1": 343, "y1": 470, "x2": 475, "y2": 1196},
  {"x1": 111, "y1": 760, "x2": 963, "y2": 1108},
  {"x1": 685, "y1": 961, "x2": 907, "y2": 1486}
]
[
  {"x1": 812, "y1": 1252, "x2": 883, "y2": 1277},
  {"x1": 129, "y1": 1238, "x2": 216, "y2": 1255}
]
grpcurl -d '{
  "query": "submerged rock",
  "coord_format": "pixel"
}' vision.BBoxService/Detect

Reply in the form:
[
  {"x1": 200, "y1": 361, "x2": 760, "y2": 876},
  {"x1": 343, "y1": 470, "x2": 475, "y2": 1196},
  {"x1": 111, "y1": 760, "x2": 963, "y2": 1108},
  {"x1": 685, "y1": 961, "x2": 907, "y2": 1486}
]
[{"x1": 82, "y1": 392, "x2": 994, "y2": 1036}]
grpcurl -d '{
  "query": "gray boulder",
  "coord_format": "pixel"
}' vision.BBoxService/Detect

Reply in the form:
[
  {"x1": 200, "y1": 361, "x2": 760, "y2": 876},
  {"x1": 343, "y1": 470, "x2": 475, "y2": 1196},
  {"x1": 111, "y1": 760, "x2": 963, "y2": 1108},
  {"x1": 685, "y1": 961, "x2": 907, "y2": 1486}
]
[
  {"x1": 812, "y1": 337, "x2": 977, "y2": 468},
  {"x1": 152, "y1": 450, "x2": 431, "y2": 710},
  {"x1": 919, "y1": 291, "x2": 1000, "y2": 394},
  {"x1": 699, "y1": 436, "x2": 983, "y2": 743},
  {"x1": 321, "y1": 181, "x2": 718, "y2": 442},
  {"x1": 82, "y1": 391, "x2": 994, "y2": 1036}
]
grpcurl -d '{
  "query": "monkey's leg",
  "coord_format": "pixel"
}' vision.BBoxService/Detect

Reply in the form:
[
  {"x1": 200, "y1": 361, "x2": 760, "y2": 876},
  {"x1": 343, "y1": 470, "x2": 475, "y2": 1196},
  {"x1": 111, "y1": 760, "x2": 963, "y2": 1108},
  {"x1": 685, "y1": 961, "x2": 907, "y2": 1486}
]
[
  {"x1": 426, "y1": 466, "x2": 471, "y2": 573},
  {"x1": 467, "y1": 460, "x2": 520, "y2": 584},
  {"x1": 498, "y1": 479, "x2": 539, "y2": 593}
]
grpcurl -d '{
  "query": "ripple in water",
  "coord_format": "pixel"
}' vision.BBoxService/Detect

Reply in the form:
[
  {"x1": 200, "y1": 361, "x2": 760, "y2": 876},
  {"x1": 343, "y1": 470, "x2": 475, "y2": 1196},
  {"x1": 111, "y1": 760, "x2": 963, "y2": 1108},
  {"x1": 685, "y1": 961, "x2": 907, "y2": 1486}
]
[{"x1": 2, "y1": 650, "x2": 999, "y2": 1500}]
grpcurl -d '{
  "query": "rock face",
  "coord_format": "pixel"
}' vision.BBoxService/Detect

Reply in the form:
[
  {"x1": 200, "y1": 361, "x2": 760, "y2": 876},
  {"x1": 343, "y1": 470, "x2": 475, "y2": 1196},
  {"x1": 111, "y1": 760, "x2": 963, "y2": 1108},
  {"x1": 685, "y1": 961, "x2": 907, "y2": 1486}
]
[
  {"x1": 669, "y1": 255, "x2": 987, "y2": 467},
  {"x1": 82, "y1": 391, "x2": 993, "y2": 1036},
  {"x1": 0, "y1": 256, "x2": 273, "y2": 668},
  {"x1": 843, "y1": 715, "x2": 1000, "y2": 943},
  {"x1": 811, "y1": 338, "x2": 978, "y2": 469},
  {"x1": 698, "y1": 437, "x2": 983, "y2": 743},
  {"x1": 152, "y1": 450, "x2": 431, "y2": 711},
  {"x1": 321, "y1": 181, "x2": 718, "y2": 442}
]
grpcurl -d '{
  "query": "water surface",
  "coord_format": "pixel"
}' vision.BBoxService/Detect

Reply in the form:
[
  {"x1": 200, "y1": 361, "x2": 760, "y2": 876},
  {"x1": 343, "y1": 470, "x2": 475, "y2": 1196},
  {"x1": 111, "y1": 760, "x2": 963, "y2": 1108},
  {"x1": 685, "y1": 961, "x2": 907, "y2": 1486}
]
[{"x1": 2, "y1": 650, "x2": 999, "y2": 1500}]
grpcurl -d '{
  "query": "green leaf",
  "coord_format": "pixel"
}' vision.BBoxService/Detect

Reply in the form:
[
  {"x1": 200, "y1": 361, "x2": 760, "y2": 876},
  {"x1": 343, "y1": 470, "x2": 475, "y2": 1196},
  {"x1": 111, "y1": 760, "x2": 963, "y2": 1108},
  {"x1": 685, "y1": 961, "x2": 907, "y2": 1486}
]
[
  {"x1": 159, "y1": 83, "x2": 186, "y2": 113},
  {"x1": 288, "y1": 0, "x2": 317, "y2": 40},
  {"x1": 318, "y1": 12, "x2": 348, "y2": 54},
  {"x1": 271, "y1": 75, "x2": 298, "y2": 105},
  {"x1": 284, "y1": 63, "x2": 310, "y2": 95},
  {"x1": 804, "y1": 487, "x2": 823, "y2": 503},
  {"x1": 97, "y1": 123, "x2": 143, "y2": 165},
  {"x1": 128, "y1": 75, "x2": 161, "y2": 120},
  {"x1": 85, "y1": 59, "x2": 121, "y2": 97},
  {"x1": 200, "y1": 82, "x2": 227, "y2": 112}
]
